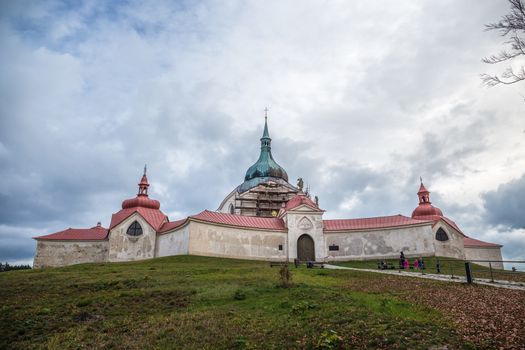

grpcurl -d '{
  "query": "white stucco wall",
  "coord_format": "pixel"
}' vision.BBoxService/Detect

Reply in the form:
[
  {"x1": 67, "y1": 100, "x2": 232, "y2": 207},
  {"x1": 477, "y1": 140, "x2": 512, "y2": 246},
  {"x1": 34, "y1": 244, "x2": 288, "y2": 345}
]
[
  {"x1": 188, "y1": 221, "x2": 287, "y2": 260},
  {"x1": 33, "y1": 240, "x2": 108, "y2": 268},
  {"x1": 324, "y1": 224, "x2": 435, "y2": 261},
  {"x1": 108, "y1": 213, "x2": 157, "y2": 262},
  {"x1": 432, "y1": 222, "x2": 465, "y2": 259},
  {"x1": 465, "y1": 247, "x2": 504, "y2": 269},
  {"x1": 155, "y1": 225, "x2": 190, "y2": 257}
]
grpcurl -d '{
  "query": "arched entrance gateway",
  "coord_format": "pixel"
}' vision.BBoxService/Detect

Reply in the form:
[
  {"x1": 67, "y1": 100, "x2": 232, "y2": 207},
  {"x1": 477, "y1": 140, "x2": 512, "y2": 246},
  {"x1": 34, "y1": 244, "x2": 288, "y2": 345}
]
[{"x1": 297, "y1": 234, "x2": 315, "y2": 261}]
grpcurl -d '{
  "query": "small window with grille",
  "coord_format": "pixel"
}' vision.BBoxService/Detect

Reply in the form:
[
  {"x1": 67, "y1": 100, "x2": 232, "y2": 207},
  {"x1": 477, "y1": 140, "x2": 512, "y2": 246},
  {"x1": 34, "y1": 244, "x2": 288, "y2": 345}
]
[
  {"x1": 329, "y1": 244, "x2": 339, "y2": 251},
  {"x1": 126, "y1": 221, "x2": 143, "y2": 236},
  {"x1": 278, "y1": 244, "x2": 283, "y2": 251},
  {"x1": 435, "y1": 228, "x2": 449, "y2": 242}
]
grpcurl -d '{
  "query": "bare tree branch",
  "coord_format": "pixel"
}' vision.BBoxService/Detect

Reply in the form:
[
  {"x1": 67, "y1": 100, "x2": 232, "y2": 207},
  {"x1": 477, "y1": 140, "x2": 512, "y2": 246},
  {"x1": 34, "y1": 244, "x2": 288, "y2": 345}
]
[{"x1": 482, "y1": 0, "x2": 525, "y2": 87}]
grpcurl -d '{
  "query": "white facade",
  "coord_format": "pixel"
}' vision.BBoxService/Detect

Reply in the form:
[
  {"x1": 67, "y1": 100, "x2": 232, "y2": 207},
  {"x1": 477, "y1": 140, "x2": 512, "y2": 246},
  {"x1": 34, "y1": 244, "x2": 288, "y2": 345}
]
[{"x1": 35, "y1": 209, "x2": 490, "y2": 268}]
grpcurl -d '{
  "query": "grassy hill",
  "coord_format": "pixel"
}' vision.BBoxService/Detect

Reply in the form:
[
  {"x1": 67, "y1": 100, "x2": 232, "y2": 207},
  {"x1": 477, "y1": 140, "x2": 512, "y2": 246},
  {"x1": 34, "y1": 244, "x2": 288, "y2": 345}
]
[{"x1": 1, "y1": 256, "x2": 524, "y2": 349}]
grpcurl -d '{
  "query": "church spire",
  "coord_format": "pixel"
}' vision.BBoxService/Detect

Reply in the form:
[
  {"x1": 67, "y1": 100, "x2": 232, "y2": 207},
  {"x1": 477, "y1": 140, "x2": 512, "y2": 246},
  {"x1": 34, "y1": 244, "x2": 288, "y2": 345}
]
[{"x1": 261, "y1": 108, "x2": 270, "y2": 143}]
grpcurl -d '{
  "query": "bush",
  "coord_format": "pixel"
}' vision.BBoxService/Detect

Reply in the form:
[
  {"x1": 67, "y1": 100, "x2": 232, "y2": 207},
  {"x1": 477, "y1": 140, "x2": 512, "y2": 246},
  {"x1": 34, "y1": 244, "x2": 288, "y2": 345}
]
[
  {"x1": 0, "y1": 262, "x2": 32, "y2": 272},
  {"x1": 278, "y1": 264, "x2": 293, "y2": 288}
]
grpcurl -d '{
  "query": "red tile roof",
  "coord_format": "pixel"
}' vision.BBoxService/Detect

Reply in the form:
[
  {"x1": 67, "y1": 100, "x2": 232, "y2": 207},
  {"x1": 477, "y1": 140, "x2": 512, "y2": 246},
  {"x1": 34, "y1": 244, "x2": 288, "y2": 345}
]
[
  {"x1": 158, "y1": 218, "x2": 188, "y2": 233},
  {"x1": 415, "y1": 215, "x2": 465, "y2": 235},
  {"x1": 189, "y1": 210, "x2": 286, "y2": 231},
  {"x1": 33, "y1": 226, "x2": 108, "y2": 241},
  {"x1": 440, "y1": 216, "x2": 465, "y2": 235},
  {"x1": 323, "y1": 215, "x2": 431, "y2": 231},
  {"x1": 464, "y1": 237, "x2": 502, "y2": 248},
  {"x1": 109, "y1": 207, "x2": 168, "y2": 231},
  {"x1": 284, "y1": 194, "x2": 322, "y2": 212}
]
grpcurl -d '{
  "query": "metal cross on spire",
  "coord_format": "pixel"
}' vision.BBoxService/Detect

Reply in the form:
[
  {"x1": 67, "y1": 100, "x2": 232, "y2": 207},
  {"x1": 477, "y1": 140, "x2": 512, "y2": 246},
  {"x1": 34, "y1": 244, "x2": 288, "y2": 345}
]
[
  {"x1": 420, "y1": 176, "x2": 423, "y2": 184},
  {"x1": 264, "y1": 107, "x2": 269, "y2": 120},
  {"x1": 144, "y1": 164, "x2": 147, "y2": 175}
]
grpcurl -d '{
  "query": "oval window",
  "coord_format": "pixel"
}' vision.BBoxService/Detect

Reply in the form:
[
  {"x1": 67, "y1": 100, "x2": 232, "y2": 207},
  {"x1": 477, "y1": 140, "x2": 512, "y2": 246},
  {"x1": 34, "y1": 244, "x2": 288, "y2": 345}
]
[{"x1": 127, "y1": 221, "x2": 143, "y2": 236}]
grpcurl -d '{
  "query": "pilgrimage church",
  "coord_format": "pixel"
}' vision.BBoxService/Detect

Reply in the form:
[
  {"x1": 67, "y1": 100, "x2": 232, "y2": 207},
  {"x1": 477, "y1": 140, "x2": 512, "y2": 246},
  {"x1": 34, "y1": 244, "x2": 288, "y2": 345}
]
[{"x1": 33, "y1": 118, "x2": 503, "y2": 268}]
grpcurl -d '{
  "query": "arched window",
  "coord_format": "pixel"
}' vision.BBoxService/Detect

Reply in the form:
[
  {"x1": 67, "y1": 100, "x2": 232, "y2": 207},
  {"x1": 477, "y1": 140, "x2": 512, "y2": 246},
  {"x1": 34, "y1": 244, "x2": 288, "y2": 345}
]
[
  {"x1": 229, "y1": 203, "x2": 235, "y2": 214},
  {"x1": 435, "y1": 227, "x2": 449, "y2": 242},
  {"x1": 127, "y1": 221, "x2": 143, "y2": 236}
]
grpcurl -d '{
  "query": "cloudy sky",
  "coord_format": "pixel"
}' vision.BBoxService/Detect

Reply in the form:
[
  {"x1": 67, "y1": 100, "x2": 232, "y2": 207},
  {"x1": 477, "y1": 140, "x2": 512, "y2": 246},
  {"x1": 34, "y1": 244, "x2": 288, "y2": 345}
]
[{"x1": 1, "y1": 0, "x2": 524, "y2": 265}]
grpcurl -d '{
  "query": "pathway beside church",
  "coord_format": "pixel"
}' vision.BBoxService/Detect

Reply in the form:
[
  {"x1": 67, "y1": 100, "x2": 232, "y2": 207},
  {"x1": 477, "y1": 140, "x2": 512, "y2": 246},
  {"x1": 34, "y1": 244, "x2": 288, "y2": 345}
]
[{"x1": 324, "y1": 264, "x2": 525, "y2": 291}]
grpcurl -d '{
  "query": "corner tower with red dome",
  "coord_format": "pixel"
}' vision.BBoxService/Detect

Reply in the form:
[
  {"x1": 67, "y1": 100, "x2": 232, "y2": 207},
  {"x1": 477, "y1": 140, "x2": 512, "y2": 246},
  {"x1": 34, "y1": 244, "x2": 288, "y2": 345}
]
[
  {"x1": 409, "y1": 179, "x2": 502, "y2": 264},
  {"x1": 106, "y1": 167, "x2": 168, "y2": 262}
]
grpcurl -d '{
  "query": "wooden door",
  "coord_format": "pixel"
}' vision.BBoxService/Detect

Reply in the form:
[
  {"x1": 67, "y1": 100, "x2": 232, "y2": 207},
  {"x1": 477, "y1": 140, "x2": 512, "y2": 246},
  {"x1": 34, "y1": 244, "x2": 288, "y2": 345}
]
[{"x1": 297, "y1": 234, "x2": 315, "y2": 261}]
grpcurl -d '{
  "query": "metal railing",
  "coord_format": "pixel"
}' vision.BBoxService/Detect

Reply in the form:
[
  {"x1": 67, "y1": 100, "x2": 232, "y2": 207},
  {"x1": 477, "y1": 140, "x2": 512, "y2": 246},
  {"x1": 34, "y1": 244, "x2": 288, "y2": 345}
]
[
  {"x1": 374, "y1": 257, "x2": 525, "y2": 286},
  {"x1": 466, "y1": 259, "x2": 525, "y2": 285}
]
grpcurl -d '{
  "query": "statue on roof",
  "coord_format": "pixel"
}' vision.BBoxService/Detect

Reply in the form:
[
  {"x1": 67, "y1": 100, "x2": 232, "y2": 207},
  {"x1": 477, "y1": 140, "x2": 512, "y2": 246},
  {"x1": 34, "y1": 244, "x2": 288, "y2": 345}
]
[{"x1": 297, "y1": 177, "x2": 304, "y2": 191}]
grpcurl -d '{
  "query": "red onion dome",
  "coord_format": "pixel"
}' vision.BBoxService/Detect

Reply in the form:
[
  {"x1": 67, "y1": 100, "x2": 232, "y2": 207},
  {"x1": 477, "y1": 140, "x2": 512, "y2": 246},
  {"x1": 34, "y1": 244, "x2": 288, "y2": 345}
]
[
  {"x1": 122, "y1": 196, "x2": 160, "y2": 210},
  {"x1": 411, "y1": 203, "x2": 443, "y2": 218}
]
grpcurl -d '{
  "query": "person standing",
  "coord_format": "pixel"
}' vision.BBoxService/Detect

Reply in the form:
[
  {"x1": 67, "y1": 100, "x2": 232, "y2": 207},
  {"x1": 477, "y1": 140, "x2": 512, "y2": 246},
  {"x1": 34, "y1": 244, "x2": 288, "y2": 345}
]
[
  {"x1": 399, "y1": 252, "x2": 405, "y2": 270},
  {"x1": 419, "y1": 257, "x2": 425, "y2": 270}
]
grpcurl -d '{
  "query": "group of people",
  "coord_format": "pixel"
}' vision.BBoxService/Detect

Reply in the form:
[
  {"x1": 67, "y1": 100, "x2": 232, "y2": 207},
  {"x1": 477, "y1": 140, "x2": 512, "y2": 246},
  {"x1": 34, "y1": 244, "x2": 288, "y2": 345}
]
[{"x1": 399, "y1": 252, "x2": 425, "y2": 270}]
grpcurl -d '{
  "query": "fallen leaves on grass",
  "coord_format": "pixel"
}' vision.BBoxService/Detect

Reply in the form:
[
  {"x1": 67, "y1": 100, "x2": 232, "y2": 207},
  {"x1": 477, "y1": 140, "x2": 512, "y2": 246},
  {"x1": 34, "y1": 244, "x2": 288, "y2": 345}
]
[{"x1": 345, "y1": 274, "x2": 525, "y2": 349}]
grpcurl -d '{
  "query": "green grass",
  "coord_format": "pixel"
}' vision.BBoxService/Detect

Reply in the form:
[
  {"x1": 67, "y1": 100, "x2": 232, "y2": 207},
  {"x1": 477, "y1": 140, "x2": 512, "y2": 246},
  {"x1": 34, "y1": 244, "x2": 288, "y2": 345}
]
[{"x1": 0, "y1": 256, "x2": 472, "y2": 349}]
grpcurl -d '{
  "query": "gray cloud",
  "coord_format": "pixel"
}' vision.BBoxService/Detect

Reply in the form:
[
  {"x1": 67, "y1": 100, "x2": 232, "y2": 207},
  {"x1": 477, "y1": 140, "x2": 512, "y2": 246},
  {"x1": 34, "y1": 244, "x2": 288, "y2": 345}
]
[{"x1": 483, "y1": 174, "x2": 525, "y2": 229}]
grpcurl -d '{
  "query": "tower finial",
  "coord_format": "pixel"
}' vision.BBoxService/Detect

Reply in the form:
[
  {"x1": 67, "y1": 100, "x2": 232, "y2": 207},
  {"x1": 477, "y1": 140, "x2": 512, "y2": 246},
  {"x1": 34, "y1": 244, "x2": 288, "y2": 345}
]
[
  {"x1": 144, "y1": 164, "x2": 147, "y2": 176},
  {"x1": 261, "y1": 109, "x2": 270, "y2": 140},
  {"x1": 420, "y1": 176, "x2": 423, "y2": 185}
]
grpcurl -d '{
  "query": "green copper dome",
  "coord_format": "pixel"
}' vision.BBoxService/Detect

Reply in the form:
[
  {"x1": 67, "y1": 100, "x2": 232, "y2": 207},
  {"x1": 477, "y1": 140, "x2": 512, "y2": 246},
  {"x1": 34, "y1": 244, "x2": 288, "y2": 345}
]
[{"x1": 244, "y1": 118, "x2": 289, "y2": 182}]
